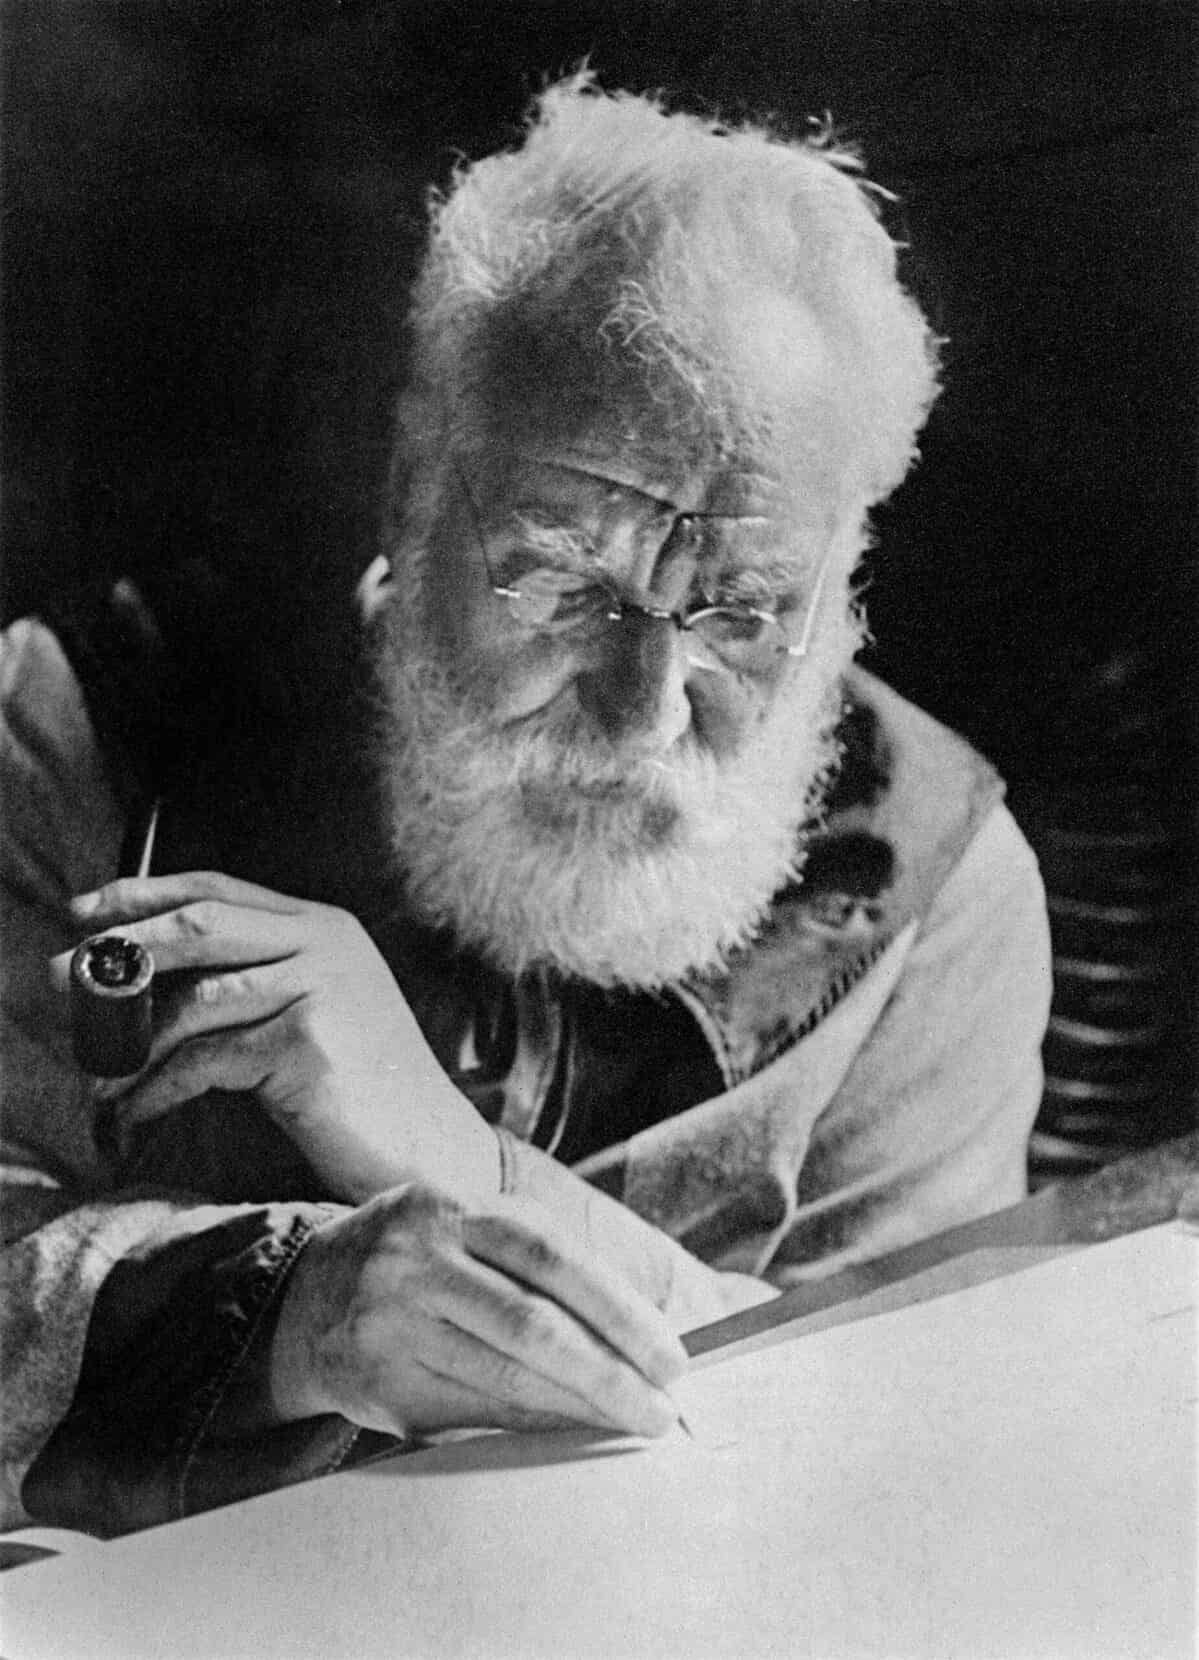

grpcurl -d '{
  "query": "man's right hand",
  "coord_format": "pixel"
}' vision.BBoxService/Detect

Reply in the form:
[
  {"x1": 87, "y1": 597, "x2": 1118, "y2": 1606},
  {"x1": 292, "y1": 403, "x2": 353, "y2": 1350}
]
[{"x1": 269, "y1": 1182, "x2": 688, "y2": 1440}]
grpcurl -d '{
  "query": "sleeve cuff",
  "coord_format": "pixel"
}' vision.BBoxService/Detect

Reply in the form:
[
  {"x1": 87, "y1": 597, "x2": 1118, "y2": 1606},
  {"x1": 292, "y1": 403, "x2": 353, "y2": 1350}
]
[{"x1": 23, "y1": 1202, "x2": 405, "y2": 1536}]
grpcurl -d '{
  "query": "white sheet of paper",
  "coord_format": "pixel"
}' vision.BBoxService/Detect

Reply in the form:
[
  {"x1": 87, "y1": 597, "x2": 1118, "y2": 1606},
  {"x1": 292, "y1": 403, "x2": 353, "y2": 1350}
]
[{"x1": 2, "y1": 1223, "x2": 1194, "y2": 1660}]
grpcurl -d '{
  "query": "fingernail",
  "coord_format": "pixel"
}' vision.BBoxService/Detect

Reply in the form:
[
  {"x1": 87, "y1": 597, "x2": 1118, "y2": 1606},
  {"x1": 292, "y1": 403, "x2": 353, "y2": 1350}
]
[
  {"x1": 71, "y1": 892, "x2": 100, "y2": 918},
  {"x1": 636, "y1": 1389, "x2": 679, "y2": 1439},
  {"x1": 653, "y1": 1336, "x2": 689, "y2": 1387}
]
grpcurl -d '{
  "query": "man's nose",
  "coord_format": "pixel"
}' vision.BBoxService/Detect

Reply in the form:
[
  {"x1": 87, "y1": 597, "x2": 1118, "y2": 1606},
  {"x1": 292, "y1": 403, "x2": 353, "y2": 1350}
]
[{"x1": 575, "y1": 612, "x2": 691, "y2": 748}]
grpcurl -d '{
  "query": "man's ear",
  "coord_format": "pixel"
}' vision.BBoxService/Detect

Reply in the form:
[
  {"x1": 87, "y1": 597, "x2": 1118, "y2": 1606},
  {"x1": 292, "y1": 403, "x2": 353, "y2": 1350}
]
[{"x1": 355, "y1": 555, "x2": 393, "y2": 622}]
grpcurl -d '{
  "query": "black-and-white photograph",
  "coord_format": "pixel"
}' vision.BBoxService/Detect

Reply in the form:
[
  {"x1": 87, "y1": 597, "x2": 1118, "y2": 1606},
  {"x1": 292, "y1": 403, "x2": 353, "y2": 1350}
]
[{"x1": 1, "y1": 2, "x2": 1195, "y2": 1654}]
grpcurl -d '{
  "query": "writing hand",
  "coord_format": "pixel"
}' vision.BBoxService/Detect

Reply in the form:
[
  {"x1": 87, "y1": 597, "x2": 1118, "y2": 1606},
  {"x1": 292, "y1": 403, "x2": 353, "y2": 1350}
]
[
  {"x1": 54, "y1": 871, "x2": 500, "y2": 1204},
  {"x1": 271, "y1": 1182, "x2": 688, "y2": 1439}
]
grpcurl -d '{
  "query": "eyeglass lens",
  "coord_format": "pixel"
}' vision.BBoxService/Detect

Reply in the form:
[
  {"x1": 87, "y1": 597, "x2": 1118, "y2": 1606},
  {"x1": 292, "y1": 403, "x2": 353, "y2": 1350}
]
[{"x1": 500, "y1": 580, "x2": 796, "y2": 672}]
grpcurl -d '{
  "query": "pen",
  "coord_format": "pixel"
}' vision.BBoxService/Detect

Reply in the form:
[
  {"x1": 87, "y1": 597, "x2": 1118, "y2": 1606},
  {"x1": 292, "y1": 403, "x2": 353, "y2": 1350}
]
[
  {"x1": 133, "y1": 798, "x2": 160, "y2": 882},
  {"x1": 672, "y1": 1402, "x2": 696, "y2": 1440}
]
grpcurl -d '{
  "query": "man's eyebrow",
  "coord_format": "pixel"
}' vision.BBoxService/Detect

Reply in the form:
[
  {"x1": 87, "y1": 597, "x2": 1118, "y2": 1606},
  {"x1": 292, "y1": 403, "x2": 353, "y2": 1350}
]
[
  {"x1": 502, "y1": 485, "x2": 803, "y2": 582},
  {"x1": 708, "y1": 561, "x2": 805, "y2": 603},
  {"x1": 503, "y1": 512, "x2": 599, "y2": 569},
  {"x1": 683, "y1": 518, "x2": 806, "y2": 583}
]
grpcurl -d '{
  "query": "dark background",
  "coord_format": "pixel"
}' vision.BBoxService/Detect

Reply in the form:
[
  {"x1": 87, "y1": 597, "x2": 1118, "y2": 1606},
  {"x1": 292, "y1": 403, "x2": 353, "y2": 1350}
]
[
  {"x1": 4, "y1": 0, "x2": 1196, "y2": 771},
  {"x1": 3, "y1": 1, "x2": 1196, "y2": 1157}
]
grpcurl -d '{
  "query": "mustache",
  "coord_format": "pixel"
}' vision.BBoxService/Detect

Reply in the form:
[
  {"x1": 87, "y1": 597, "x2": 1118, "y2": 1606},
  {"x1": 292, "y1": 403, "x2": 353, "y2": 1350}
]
[
  {"x1": 514, "y1": 736, "x2": 690, "y2": 794},
  {"x1": 418, "y1": 671, "x2": 702, "y2": 797},
  {"x1": 506, "y1": 681, "x2": 712, "y2": 784}
]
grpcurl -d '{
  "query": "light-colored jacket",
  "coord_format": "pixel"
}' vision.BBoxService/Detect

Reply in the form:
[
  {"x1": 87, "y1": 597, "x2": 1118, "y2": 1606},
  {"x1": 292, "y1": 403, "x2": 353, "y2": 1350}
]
[{"x1": 0, "y1": 617, "x2": 1051, "y2": 1533}]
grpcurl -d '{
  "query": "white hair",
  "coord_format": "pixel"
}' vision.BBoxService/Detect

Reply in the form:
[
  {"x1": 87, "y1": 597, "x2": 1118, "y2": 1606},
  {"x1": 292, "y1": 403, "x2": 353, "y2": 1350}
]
[{"x1": 397, "y1": 70, "x2": 940, "y2": 509}]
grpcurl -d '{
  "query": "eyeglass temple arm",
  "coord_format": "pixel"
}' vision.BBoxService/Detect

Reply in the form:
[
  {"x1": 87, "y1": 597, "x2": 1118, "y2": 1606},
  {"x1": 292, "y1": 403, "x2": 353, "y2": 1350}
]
[
  {"x1": 452, "y1": 459, "x2": 521, "y2": 596},
  {"x1": 786, "y1": 554, "x2": 833, "y2": 658}
]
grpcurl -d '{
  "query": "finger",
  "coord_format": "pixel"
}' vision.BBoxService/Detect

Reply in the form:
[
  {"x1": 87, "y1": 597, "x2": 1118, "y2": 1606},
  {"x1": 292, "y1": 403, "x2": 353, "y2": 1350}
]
[
  {"x1": 414, "y1": 1321, "x2": 665, "y2": 1437},
  {"x1": 464, "y1": 1203, "x2": 687, "y2": 1391},
  {"x1": 136, "y1": 961, "x2": 310, "y2": 1077},
  {"x1": 342, "y1": 1313, "x2": 619, "y2": 1440},
  {"x1": 71, "y1": 872, "x2": 306, "y2": 927},
  {"x1": 437, "y1": 1248, "x2": 680, "y2": 1438},
  {"x1": 108, "y1": 1017, "x2": 283, "y2": 1142},
  {"x1": 50, "y1": 900, "x2": 309, "y2": 991}
]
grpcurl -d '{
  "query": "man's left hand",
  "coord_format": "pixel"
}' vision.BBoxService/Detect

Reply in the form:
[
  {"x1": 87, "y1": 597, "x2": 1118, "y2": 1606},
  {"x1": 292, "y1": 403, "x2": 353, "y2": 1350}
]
[{"x1": 53, "y1": 871, "x2": 502, "y2": 1204}]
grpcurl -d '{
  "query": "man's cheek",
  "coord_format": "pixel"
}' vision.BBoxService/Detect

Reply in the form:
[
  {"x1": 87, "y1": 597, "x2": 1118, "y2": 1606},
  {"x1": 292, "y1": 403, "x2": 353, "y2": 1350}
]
[
  {"x1": 426, "y1": 615, "x2": 571, "y2": 723},
  {"x1": 470, "y1": 648, "x2": 581, "y2": 726}
]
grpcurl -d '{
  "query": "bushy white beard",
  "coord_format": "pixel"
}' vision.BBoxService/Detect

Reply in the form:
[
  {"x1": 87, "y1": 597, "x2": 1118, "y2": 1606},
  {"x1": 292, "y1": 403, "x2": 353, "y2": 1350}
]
[{"x1": 371, "y1": 596, "x2": 860, "y2": 990}]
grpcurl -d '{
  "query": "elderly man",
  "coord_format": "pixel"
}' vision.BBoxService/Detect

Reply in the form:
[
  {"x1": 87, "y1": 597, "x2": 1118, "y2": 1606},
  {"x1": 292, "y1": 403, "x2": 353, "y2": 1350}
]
[{"x1": 1, "y1": 77, "x2": 1050, "y2": 1536}]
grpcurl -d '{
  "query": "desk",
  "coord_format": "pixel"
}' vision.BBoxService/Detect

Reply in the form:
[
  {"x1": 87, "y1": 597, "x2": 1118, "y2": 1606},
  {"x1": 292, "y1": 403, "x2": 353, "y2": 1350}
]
[{"x1": 2, "y1": 1135, "x2": 1195, "y2": 1659}]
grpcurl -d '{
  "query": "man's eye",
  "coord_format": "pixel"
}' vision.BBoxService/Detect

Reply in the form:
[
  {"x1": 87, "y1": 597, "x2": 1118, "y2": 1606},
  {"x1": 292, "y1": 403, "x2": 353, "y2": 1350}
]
[
  {"x1": 500, "y1": 568, "x2": 611, "y2": 632},
  {"x1": 694, "y1": 580, "x2": 779, "y2": 616},
  {"x1": 509, "y1": 566, "x2": 596, "y2": 600},
  {"x1": 699, "y1": 608, "x2": 774, "y2": 643}
]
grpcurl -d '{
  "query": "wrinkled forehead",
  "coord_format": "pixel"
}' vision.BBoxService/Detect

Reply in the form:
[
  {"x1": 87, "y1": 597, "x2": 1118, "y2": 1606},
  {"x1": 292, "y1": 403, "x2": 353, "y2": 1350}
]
[
  {"x1": 492, "y1": 452, "x2": 811, "y2": 556},
  {"x1": 465, "y1": 287, "x2": 860, "y2": 520},
  {"x1": 461, "y1": 446, "x2": 840, "y2": 592}
]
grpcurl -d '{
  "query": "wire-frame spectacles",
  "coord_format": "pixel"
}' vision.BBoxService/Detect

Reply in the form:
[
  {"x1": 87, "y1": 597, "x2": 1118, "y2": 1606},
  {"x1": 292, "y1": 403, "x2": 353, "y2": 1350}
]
[{"x1": 455, "y1": 464, "x2": 831, "y2": 677}]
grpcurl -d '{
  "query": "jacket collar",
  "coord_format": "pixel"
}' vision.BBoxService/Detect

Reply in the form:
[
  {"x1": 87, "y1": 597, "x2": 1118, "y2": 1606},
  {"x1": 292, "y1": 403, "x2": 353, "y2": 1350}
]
[{"x1": 676, "y1": 667, "x2": 1002, "y2": 1084}]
